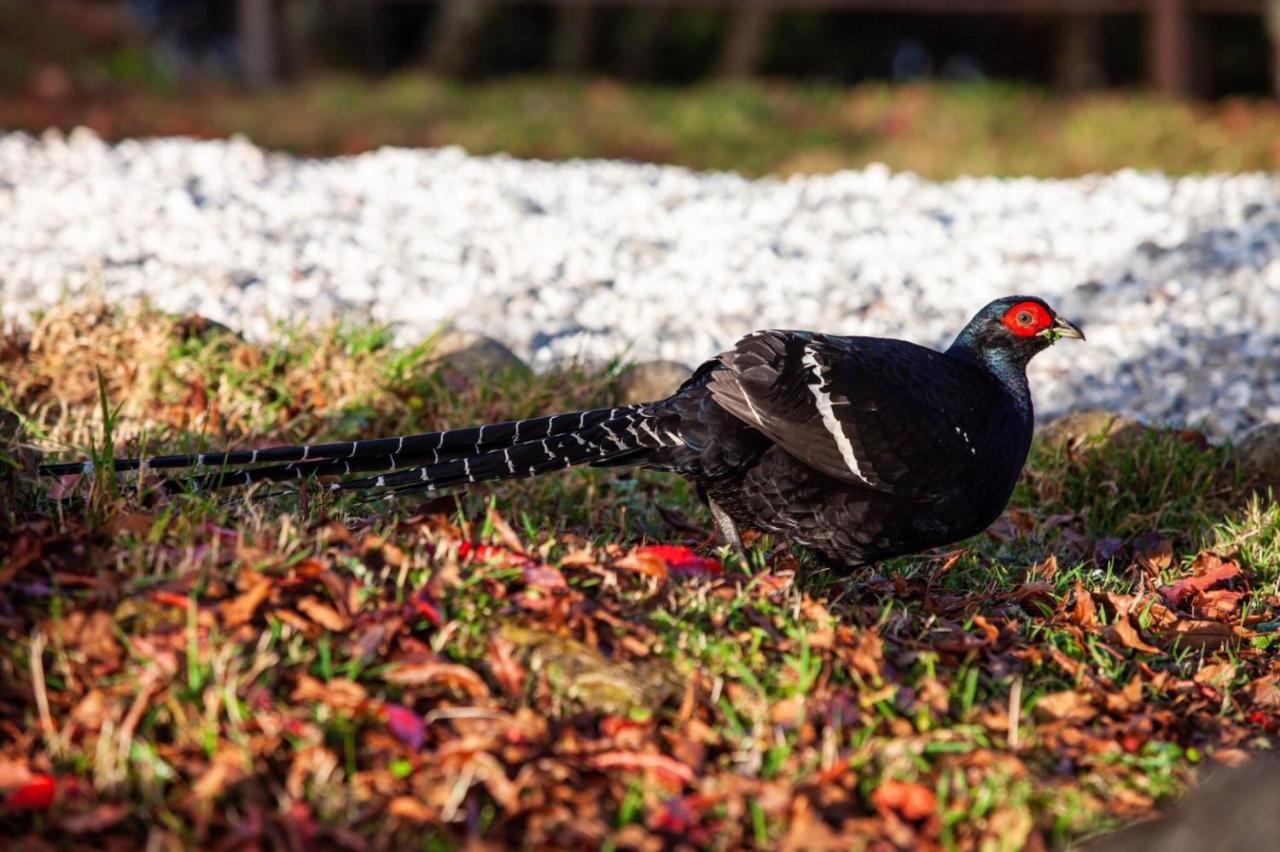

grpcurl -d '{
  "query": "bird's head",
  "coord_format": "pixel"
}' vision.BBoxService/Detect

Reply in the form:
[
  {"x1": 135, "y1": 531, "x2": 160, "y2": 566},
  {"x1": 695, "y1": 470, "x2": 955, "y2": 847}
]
[{"x1": 949, "y1": 295, "x2": 1085, "y2": 369}]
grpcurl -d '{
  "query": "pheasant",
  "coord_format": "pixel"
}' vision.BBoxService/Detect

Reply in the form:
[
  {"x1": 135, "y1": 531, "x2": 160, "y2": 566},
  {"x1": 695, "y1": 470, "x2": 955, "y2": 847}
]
[{"x1": 39, "y1": 296, "x2": 1083, "y2": 567}]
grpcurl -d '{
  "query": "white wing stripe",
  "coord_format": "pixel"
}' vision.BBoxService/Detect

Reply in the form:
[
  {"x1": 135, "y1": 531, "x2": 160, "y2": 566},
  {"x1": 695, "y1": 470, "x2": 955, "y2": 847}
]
[{"x1": 802, "y1": 344, "x2": 874, "y2": 487}]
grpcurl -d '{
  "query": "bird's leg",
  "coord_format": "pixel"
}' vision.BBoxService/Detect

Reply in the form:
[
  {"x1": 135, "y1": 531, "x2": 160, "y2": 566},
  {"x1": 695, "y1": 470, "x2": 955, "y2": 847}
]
[{"x1": 707, "y1": 496, "x2": 747, "y2": 562}]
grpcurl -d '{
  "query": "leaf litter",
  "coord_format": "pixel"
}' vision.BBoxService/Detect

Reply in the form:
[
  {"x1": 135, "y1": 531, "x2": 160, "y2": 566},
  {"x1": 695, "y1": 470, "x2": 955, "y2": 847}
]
[{"x1": 1, "y1": 302, "x2": 1278, "y2": 848}]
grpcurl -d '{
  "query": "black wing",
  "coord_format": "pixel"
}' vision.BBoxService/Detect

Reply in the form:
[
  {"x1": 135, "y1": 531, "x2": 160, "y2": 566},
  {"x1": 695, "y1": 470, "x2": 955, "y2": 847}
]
[{"x1": 706, "y1": 330, "x2": 1012, "y2": 500}]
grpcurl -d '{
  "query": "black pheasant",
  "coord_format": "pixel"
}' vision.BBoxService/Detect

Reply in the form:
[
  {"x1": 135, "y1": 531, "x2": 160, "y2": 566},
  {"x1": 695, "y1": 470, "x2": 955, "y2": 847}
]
[{"x1": 39, "y1": 296, "x2": 1083, "y2": 567}]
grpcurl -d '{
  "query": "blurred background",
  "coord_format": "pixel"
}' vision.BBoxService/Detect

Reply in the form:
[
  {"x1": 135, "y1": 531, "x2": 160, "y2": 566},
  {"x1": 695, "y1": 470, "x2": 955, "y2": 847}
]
[{"x1": 5, "y1": 0, "x2": 1280, "y2": 177}]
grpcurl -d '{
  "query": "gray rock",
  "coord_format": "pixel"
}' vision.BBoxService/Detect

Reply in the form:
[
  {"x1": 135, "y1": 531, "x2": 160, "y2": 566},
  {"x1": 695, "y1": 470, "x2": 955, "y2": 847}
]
[
  {"x1": 1234, "y1": 422, "x2": 1280, "y2": 487},
  {"x1": 613, "y1": 360, "x2": 692, "y2": 405},
  {"x1": 426, "y1": 330, "x2": 529, "y2": 377},
  {"x1": 1087, "y1": 758, "x2": 1280, "y2": 852},
  {"x1": 1036, "y1": 409, "x2": 1149, "y2": 453}
]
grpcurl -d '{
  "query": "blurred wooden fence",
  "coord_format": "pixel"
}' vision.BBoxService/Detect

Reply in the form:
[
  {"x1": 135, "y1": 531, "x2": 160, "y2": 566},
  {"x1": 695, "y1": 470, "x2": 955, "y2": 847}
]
[{"x1": 237, "y1": 0, "x2": 1279, "y2": 97}]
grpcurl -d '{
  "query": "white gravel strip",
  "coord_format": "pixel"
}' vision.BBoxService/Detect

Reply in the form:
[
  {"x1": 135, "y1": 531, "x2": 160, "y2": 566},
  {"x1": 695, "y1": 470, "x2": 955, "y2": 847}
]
[{"x1": 2, "y1": 128, "x2": 1278, "y2": 436}]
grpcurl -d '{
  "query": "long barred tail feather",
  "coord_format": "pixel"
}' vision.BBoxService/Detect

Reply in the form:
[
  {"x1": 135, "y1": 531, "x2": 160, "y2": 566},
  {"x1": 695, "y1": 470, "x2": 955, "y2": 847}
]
[
  {"x1": 321, "y1": 409, "x2": 667, "y2": 497},
  {"x1": 43, "y1": 405, "x2": 683, "y2": 499},
  {"x1": 38, "y1": 407, "x2": 625, "y2": 478}
]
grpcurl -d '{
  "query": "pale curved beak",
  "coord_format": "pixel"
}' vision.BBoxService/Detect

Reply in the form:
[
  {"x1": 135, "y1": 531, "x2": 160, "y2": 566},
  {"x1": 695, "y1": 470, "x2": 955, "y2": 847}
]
[{"x1": 1040, "y1": 316, "x2": 1085, "y2": 342}]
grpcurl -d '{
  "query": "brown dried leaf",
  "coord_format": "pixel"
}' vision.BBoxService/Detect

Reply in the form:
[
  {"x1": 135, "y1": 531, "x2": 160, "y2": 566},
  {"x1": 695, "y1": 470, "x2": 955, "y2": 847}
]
[
  {"x1": 221, "y1": 571, "x2": 272, "y2": 628},
  {"x1": 1193, "y1": 661, "x2": 1236, "y2": 690},
  {"x1": 1106, "y1": 615, "x2": 1160, "y2": 654},
  {"x1": 1070, "y1": 582, "x2": 1097, "y2": 627},
  {"x1": 292, "y1": 674, "x2": 369, "y2": 713},
  {"x1": 487, "y1": 632, "x2": 525, "y2": 698},
  {"x1": 297, "y1": 596, "x2": 350, "y2": 632},
  {"x1": 840, "y1": 629, "x2": 884, "y2": 679},
  {"x1": 387, "y1": 796, "x2": 435, "y2": 823},
  {"x1": 1158, "y1": 619, "x2": 1238, "y2": 649},
  {"x1": 384, "y1": 661, "x2": 490, "y2": 698},
  {"x1": 54, "y1": 610, "x2": 122, "y2": 665},
  {"x1": 1242, "y1": 674, "x2": 1280, "y2": 710},
  {"x1": 1034, "y1": 690, "x2": 1097, "y2": 723}
]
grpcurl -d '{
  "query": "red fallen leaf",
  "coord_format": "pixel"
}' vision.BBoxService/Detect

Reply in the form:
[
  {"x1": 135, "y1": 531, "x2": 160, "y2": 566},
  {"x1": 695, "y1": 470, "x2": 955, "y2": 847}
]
[
  {"x1": 7, "y1": 774, "x2": 56, "y2": 809},
  {"x1": 631, "y1": 545, "x2": 722, "y2": 578},
  {"x1": 521, "y1": 563, "x2": 568, "y2": 591},
  {"x1": 457, "y1": 541, "x2": 532, "y2": 567},
  {"x1": 1247, "y1": 711, "x2": 1278, "y2": 733},
  {"x1": 1161, "y1": 556, "x2": 1241, "y2": 609},
  {"x1": 871, "y1": 779, "x2": 936, "y2": 822},
  {"x1": 149, "y1": 590, "x2": 191, "y2": 609},
  {"x1": 600, "y1": 715, "x2": 650, "y2": 738},
  {"x1": 588, "y1": 751, "x2": 694, "y2": 786},
  {"x1": 384, "y1": 703, "x2": 425, "y2": 750},
  {"x1": 409, "y1": 590, "x2": 443, "y2": 628}
]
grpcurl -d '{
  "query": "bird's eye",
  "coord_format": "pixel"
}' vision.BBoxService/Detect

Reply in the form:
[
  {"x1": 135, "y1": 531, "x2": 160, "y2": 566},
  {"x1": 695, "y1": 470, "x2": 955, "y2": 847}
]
[{"x1": 1015, "y1": 310, "x2": 1033, "y2": 326}]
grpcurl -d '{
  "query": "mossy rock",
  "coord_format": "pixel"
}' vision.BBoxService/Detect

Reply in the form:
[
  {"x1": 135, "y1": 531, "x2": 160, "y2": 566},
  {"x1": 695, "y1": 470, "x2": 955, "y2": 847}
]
[
  {"x1": 612, "y1": 360, "x2": 693, "y2": 405},
  {"x1": 498, "y1": 624, "x2": 682, "y2": 716},
  {"x1": 1234, "y1": 423, "x2": 1280, "y2": 488},
  {"x1": 428, "y1": 331, "x2": 530, "y2": 377},
  {"x1": 1036, "y1": 409, "x2": 1149, "y2": 453}
]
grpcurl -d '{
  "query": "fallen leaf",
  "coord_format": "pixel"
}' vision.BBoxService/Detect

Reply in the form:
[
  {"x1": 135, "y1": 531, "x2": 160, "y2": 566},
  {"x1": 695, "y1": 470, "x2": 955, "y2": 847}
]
[
  {"x1": 7, "y1": 774, "x2": 56, "y2": 809},
  {"x1": 457, "y1": 541, "x2": 532, "y2": 567},
  {"x1": 1070, "y1": 582, "x2": 1097, "y2": 627},
  {"x1": 384, "y1": 662, "x2": 490, "y2": 698},
  {"x1": 1034, "y1": 690, "x2": 1097, "y2": 723},
  {"x1": 1106, "y1": 615, "x2": 1160, "y2": 654},
  {"x1": 521, "y1": 563, "x2": 568, "y2": 591},
  {"x1": 292, "y1": 675, "x2": 369, "y2": 713},
  {"x1": 221, "y1": 571, "x2": 272, "y2": 628},
  {"x1": 1196, "y1": 589, "x2": 1244, "y2": 621},
  {"x1": 1193, "y1": 661, "x2": 1236, "y2": 690},
  {"x1": 623, "y1": 545, "x2": 722, "y2": 579},
  {"x1": 872, "y1": 779, "x2": 936, "y2": 821},
  {"x1": 1161, "y1": 556, "x2": 1241, "y2": 609},
  {"x1": 588, "y1": 751, "x2": 694, "y2": 786},
  {"x1": 297, "y1": 596, "x2": 350, "y2": 632},
  {"x1": 387, "y1": 796, "x2": 435, "y2": 823},
  {"x1": 488, "y1": 632, "x2": 525, "y2": 697},
  {"x1": 1159, "y1": 619, "x2": 1237, "y2": 648},
  {"x1": 0, "y1": 760, "x2": 34, "y2": 788},
  {"x1": 384, "y1": 703, "x2": 425, "y2": 750},
  {"x1": 60, "y1": 803, "x2": 128, "y2": 834}
]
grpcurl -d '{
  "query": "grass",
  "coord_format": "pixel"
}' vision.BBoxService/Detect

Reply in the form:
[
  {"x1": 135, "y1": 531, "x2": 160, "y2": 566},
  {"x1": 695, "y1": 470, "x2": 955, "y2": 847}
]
[
  {"x1": 0, "y1": 300, "x2": 1277, "y2": 847},
  {"x1": 9, "y1": 69, "x2": 1280, "y2": 179}
]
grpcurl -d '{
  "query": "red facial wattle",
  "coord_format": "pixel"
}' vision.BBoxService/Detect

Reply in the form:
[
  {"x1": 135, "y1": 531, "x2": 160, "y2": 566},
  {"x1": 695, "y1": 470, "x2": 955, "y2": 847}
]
[{"x1": 1001, "y1": 301, "x2": 1052, "y2": 338}]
